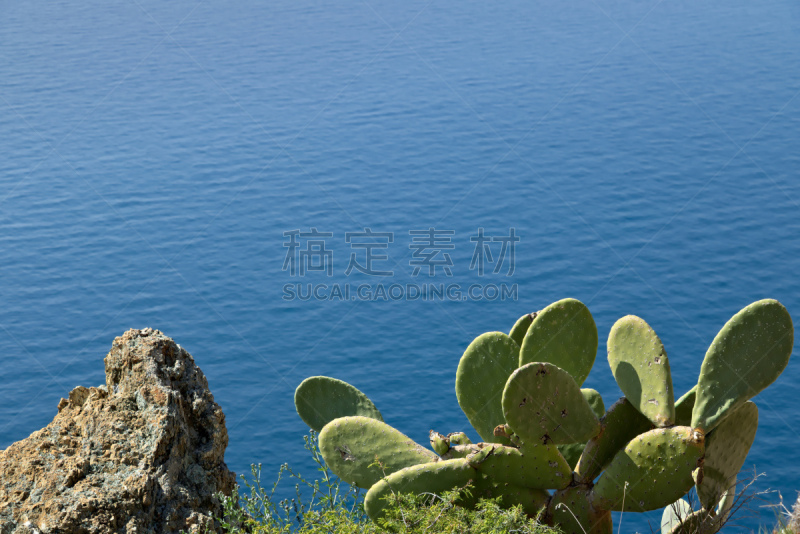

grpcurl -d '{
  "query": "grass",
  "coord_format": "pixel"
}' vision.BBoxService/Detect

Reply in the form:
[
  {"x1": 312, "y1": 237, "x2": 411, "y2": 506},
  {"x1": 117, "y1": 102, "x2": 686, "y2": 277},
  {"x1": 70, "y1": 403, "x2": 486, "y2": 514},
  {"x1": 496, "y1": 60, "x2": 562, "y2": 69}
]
[
  {"x1": 762, "y1": 493, "x2": 800, "y2": 534},
  {"x1": 204, "y1": 431, "x2": 559, "y2": 534}
]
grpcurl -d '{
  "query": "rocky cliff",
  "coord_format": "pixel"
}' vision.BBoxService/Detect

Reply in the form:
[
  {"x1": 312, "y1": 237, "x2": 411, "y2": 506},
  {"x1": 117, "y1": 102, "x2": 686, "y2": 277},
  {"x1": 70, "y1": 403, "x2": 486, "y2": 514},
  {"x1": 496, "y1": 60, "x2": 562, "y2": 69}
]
[{"x1": 0, "y1": 328, "x2": 236, "y2": 533}]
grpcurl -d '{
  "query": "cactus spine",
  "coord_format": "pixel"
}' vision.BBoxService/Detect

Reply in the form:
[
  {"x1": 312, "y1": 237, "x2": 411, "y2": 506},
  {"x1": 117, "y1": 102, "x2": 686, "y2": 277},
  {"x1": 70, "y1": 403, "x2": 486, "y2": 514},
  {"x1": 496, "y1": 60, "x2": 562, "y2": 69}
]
[{"x1": 295, "y1": 298, "x2": 793, "y2": 533}]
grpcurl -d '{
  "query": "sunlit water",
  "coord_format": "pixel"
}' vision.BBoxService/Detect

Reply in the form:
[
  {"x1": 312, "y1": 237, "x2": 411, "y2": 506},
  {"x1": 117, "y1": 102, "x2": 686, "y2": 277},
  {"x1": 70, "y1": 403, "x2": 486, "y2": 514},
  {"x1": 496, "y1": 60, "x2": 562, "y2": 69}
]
[{"x1": 2, "y1": 0, "x2": 799, "y2": 531}]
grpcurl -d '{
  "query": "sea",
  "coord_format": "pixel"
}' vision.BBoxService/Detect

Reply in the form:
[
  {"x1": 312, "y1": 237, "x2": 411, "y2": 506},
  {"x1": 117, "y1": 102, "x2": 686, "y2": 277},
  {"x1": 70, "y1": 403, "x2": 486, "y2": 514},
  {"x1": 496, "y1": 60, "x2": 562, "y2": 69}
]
[{"x1": 1, "y1": 0, "x2": 799, "y2": 531}]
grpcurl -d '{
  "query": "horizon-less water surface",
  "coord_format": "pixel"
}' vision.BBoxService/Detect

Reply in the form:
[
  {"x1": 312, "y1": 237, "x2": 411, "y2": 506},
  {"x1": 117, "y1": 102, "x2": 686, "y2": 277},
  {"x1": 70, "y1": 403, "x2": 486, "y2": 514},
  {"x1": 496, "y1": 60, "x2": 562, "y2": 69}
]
[{"x1": 2, "y1": 0, "x2": 800, "y2": 531}]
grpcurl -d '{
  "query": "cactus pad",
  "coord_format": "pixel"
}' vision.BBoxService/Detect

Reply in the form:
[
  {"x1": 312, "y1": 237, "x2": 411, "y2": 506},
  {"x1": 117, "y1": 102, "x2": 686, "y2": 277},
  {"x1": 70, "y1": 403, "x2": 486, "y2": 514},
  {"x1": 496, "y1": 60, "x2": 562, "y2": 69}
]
[
  {"x1": 692, "y1": 299, "x2": 793, "y2": 432},
  {"x1": 664, "y1": 510, "x2": 714, "y2": 534},
  {"x1": 592, "y1": 426, "x2": 705, "y2": 512},
  {"x1": 364, "y1": 458, "x2": 477, "y2": 520},
  {"x1": 520, "y1": 298, "x2": 598, "y2": 386},
  {"x1": 716, "y1": 475, "x2": 736, "y2": 522},
  {"x1": 474, "y1": 442, "x2": 572, "y2": 490},
  {"x1": 430, "y1": 430, "x2": 450, "y2": 456},
  {"x1": 575, "y1": 397, "x2": 655, "y2": 483},
  {"x1": 295, "y1": 376, "x2": 383, "y2": 432},
  {"x1": 674, "y1": 386, "x2": 696, "y2": 427},
  {"x1": 696, "y1": 401, "x2": 758, "y2": 510},
  {"x1": 582, "y1": 388, "x2": 606, "y2": 418},
  {"x1": 440, "y1": 443, "x2": 480, "y2": 460},
  {"x1": 558, "y1": 389, "x2": 606, "y2": 469},
  {"x1": 510, "y1": 313, "x2": 536, "y2": 347},
  {"x1": 473, "y1": 475, "x2": 551, "y2": 516},
  {"x1": 660, "y1": 499, "x2": 694, "y2": 534},
  {"x1": 456, "y1": 332, "x2": 520, "y2": 444},
  {"x1": 318, "y1": 416, "x2": 436, "y2": 488},
  {"x1": 448, "y1": 432, "x2": 472, "y2": 445},
  {"x1": 660, "y1": 500, "x2": 731, "y2": 534},
  {"x1": 503, "y1": 362, "x2": 602, "y2": 445},
  {"x1": 557, "y1": 443, "x2": 584, "y2": 470},
  {"x1": 550, "y1": 486, "x2": 612, "y2": 534},
  {"x1": 607, "y1": 315, "x2": 675, "y2": 427}
]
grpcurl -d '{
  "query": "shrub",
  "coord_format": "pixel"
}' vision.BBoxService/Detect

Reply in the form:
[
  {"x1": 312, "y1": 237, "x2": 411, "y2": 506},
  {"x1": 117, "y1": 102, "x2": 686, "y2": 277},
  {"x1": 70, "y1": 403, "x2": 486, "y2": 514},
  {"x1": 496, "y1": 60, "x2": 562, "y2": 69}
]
[{"x1": 205, "y1": 432, "x2": 559, "y2": 534}]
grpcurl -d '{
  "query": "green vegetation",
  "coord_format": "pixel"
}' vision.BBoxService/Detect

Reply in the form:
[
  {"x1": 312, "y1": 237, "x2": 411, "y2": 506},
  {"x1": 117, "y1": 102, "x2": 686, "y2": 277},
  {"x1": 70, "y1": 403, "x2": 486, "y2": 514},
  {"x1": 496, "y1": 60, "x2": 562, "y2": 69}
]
[
  {"x1": 208, "y1": 432, "x2": 559, "y2": 534},
  {"x1": 199, "y1": 435, "x2": 796, "y2": 534},
  {"x1": 294, "y1": 298, "x2": 795, "y2": 534},
  {"x1": 763, "y1": 494, "x2": 800, "y2": 534}
]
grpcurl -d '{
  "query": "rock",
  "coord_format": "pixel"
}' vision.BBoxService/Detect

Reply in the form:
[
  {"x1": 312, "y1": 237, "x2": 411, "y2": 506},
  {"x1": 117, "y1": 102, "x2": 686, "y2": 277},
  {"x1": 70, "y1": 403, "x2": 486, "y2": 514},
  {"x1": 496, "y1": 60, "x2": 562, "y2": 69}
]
[{"x1": 0, "y1": 329, "x2": 236, "y2": 533}]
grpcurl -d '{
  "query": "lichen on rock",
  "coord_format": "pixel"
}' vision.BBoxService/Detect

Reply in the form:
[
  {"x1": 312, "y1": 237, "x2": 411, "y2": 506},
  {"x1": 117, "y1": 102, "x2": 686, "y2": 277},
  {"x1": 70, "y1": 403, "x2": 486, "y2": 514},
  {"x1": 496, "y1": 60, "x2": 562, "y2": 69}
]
[{"x1": 0, "y1": 328, "x2": 236, "y2": 533}]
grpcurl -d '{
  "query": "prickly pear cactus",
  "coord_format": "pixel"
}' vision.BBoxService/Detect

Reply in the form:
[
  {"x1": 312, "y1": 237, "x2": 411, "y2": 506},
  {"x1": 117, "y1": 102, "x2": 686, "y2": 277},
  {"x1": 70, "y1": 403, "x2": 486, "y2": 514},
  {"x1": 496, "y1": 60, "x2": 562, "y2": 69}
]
[
  {"x1": 660, "y1": 493, "x2": 732, "y2": 534},
  {"x1": 318, "y1": 416, "x2": 436, "y2": 488},
  {"x1": 692, "y1": 299, "x2": 792, "y2": 433},
  {"x1": 558, "y1": 388, "x2": 605, "y2": 468},
  {"x1": 575, "y1": 396, "x2": 654, "y2": 483},
  {"x1": 456, "y1": 332, "x2": 520, "y2": 445},
  {"x1": 592, "y1": 426, "x2": 705, "y2": 512},
  {"x1": 674, "y1": 386, "x2": 696, "y2": 427},
  {"x1": 660, "y1": 499, "x2": 697, "y2": 534},
  {"x1": 295, "y1": 376, "x2": 383, "y2": 432},
  {"x1": 549, "y1": 485, "x2": 612, "y2": 534},
  {"x1": 471, "y1": 443, "x2": 572, "y2": 490},
  {"x1": 519, "y1": 298, "x2": 598, "y2": 386},
  {"x1": 502, "y1": 362, "x2": 602, "y2": 445},
  {"x1": 295, "y1": 298, "x2": 794, "y2": 534},
  {"x1": 472, "y1": 476, "x2": 550, "y2": 517},
  {"x1": 695, "y1": 401, "x2": 758, "y2": 510},
  {"x1": 510, "y1": 312, "x2": 536, "y2": 347},
  {"x1": 364, "y1": 458, "x2": 477, "y2": 520},
  {"x1": 607, "y1": 315, "x2": 675, "y2": 427}
]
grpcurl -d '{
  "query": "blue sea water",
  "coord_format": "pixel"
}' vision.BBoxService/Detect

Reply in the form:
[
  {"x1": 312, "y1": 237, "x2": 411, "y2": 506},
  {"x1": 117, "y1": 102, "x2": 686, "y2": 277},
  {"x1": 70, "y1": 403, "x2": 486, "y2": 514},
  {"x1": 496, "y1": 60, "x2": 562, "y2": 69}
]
[{"x1": 2, "y1": 0, "x2": 800, "y2": 531}]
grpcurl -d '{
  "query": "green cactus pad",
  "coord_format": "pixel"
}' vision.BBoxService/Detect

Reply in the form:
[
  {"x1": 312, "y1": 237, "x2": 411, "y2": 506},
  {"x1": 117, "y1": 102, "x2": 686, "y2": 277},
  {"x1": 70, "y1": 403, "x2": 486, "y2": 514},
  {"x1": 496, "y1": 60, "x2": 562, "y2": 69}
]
[
  {"x1": 550, "y1": 486, "x2": 612, "y2": 534},
  {"x1": 558, "y1": 389, "x2": 606, "y2": 469},
  {"x1": 665, "y1": 510, "x2": 715, "y2": 534},
  {"x1": 440, "y1": 443, "x2": 482, "y2": 460},
  {"x1": 717, "y1": 475, "x2": 736, "y2": 523},
  {"x1": 607, "y1": 315, "x2": 675, "y2": 427},
  {"x1": 448, "y1": 432, "x2": 472, "y2": 446},
  {"x1": 674, "y1": 386, "x2": 696, "y2": 427},
  {"x1": 475, "y1": 443, "x2": 572, "y2": 490},
  {"x1": 295, "y1": 376, "x2": 383, "y2": 432},
  {"x1": 520, "y1": 298, "x2": 598, "y2": 386},
  {"x1": 662, "y1": 503, "x2": 728, "y2": 534},
  {"x1": 660, "y1": 499, "x2": 694, "y2": 534},
  {"x1": 473, "y1": 475, "x2": 551, "y2": 517},
  {"x1": 510, "y1": 313, "x2": 536, "y2": 347},
  {"x1": 592, "y1": 426, "x2": 705, "y2": 512},
  {"x1": 429, "y1": 430, "x2": 450, "y2": 456},
  {"x1": 465, "y1": 444, "x2": 496, "y2": 466},
  {"x1": 692, "y1": 299, "x2": 793, "y2": 432},
  {"x1": 557, "y1": 443, "x2": 584, "y2": 470},
  {"x1": 364, "y1": 458, "x2": 477, "y2": 520},
  {"x1": 582, "y1": 388, "x2": 606, "y2": 418},
  {"x1": 575, "y1": 397, "x2": 654, "y2": 483},
  {"x1": 456, "y1": 332, "x2": 520, "y2": 444},
  {"x1": 696, "y1": 401, "x2": 758, "y2": 510},
  {"x1": 319, "y1": 416, "x2": 436, "y2": 488},
  {"x1": 503, "y1": 362, "x2": 602, "y2": 445}
]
